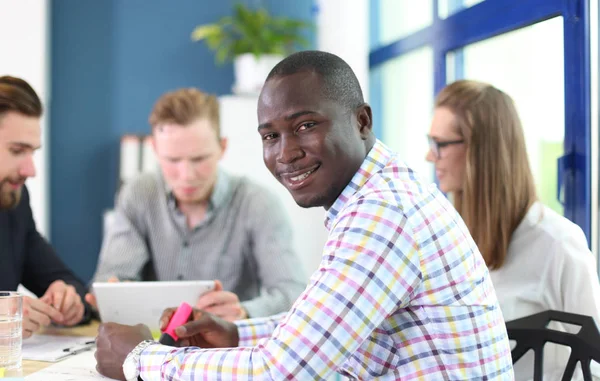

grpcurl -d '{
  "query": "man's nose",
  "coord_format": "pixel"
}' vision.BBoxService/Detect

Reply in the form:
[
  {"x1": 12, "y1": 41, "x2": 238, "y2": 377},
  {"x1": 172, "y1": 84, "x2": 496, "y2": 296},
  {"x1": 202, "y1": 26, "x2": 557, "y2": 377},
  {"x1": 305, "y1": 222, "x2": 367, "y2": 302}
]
[
  {"x1": 276, "y1": 136, "x2": 304, "y2": 164},
  {"x1": 19, "y1": 155, "x2": 36, "y2": 178},
  {"x1": 179, "y1": 160, "x2": 195, "y2": 180}
]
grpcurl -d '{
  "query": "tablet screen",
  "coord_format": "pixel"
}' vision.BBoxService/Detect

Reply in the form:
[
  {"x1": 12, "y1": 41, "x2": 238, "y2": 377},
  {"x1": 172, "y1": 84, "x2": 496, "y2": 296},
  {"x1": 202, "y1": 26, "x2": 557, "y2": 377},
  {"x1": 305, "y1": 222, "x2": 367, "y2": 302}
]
[{"x1": 92, "y1": 280, "x2": 215, "y2": 331}]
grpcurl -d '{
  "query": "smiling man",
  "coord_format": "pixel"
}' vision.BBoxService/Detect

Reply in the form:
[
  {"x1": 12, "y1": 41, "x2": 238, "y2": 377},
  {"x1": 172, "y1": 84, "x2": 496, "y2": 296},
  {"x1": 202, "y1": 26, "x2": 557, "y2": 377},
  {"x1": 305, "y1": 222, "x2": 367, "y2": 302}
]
[
  {"x1": 90, "y1": 88, "x2": 305, "y2": 321},
  {"x1": 0, "y1": 76, "x2": 90, "y2": 338},
  {"x1": 95, "y1": 52, "x2": 514, "y2": 381}
]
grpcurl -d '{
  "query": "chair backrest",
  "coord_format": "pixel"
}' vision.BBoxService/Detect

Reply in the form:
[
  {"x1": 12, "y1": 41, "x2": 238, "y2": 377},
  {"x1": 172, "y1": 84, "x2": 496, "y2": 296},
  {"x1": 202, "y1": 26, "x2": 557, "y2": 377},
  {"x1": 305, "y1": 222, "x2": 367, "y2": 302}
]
[{"x1": 506, "y1": 310, "x2": 600, "y2": 381}]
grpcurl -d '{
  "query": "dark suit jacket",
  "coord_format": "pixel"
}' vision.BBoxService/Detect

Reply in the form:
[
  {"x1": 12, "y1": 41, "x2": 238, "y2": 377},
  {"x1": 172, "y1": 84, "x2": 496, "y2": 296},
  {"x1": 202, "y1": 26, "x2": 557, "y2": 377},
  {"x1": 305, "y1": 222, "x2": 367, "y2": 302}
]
[{"x1": 0, "y1": 186, "x2": 91, "y2": 322}]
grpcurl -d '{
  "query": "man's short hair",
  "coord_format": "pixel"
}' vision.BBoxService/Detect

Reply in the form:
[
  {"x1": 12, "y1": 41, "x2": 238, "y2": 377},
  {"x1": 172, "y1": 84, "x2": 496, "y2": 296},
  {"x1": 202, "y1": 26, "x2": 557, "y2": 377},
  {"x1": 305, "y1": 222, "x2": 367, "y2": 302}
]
[
  {"x1": 266, "y1": 50, "x2": 365, "y2": 110},
  {"x1": 149, "y1": 88, "x2": 220, "y2": 139},
  {"x1": 0, "y1": 76, "x2": 43, "y2": 118}
]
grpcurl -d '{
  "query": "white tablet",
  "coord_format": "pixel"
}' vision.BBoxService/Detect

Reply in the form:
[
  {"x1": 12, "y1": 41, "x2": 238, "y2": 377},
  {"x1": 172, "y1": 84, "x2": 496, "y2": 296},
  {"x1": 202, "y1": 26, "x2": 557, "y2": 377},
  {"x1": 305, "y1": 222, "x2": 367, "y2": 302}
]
[{"x1": 92, "y1": 280, "x2": 215, "y2": 331}]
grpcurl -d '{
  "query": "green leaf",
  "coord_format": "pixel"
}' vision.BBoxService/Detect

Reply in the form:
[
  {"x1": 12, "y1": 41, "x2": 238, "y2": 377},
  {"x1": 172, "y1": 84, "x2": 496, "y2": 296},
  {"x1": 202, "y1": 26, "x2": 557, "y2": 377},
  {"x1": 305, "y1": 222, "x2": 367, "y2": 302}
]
[
  {"x1": 215, "y1": 46, "x2": 231, "y2": 65},
  {"x1": 190, "y1": 2, "x2": 313, "y2": 63},
  {"x1": 205, "y1": 33, "x2": 225, "y2": 50},
  {"x1": 190, "y1": 24, "x2": 221, "y2": 41}
]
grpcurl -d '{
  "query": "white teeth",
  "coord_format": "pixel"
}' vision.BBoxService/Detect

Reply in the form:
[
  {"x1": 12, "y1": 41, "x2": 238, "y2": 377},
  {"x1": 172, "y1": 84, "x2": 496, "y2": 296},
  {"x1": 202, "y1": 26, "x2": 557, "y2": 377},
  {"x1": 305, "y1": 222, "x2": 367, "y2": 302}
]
[{"x1": 290, "y1": 169, "x2": 315, "y2": 182}]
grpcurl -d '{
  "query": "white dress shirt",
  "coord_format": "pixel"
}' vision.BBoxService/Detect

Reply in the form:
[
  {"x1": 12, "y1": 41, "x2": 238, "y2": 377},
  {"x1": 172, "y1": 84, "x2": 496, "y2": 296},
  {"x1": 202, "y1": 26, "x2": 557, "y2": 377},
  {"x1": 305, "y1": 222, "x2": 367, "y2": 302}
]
[{"x1": 491, "y1": 201, "x2": 600, "y2": 381}]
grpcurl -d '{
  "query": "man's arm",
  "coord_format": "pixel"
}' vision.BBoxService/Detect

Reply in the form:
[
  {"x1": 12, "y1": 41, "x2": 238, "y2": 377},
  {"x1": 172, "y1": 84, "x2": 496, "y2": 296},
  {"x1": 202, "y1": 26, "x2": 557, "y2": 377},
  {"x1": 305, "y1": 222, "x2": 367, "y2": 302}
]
[
  {"x1": 19, "y1": 188, "x2": 92, "y2": 323},
  {"x1": 240, "y1": 187, "x2": 307, "y2": 318},
  {"x1": 92, "y1": 182, "x2": 152, "y2": 283},
  {"x1": 137, "y1": 197, "x2": 419, "y2": 380},
  {"x1": 234, "y1": 312, "x2": 287, "y2": 347}
]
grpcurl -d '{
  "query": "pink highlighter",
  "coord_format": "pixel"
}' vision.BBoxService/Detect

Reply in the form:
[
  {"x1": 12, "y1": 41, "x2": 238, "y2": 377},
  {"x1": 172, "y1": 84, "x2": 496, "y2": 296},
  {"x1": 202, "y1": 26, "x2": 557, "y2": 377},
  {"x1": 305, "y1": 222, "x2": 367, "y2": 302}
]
[{"x1": 159, "y1": 302, "x2": 193, "y2": 346}]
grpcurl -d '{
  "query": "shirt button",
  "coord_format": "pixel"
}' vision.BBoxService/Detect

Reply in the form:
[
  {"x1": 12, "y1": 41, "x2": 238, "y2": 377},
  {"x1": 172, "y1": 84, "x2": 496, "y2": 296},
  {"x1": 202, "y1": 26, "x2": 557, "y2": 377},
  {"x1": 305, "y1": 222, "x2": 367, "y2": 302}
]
[
  {"x1": 177, "y1": 275, "x2": 184, "y2": 280},
  {"x1": 183, "y1": 241, "x2": 189, "y2": 248}
]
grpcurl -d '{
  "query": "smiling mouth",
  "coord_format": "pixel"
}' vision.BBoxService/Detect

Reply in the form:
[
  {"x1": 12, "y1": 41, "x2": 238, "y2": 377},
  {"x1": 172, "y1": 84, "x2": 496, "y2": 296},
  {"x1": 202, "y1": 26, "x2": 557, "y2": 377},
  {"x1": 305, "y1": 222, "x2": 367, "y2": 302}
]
[
  {"x1": 290, "y1": 168, "x2": 316, "y2": 182},
  {"x1": 280, "y1": 165, "x2": 320, "y2": 189}
]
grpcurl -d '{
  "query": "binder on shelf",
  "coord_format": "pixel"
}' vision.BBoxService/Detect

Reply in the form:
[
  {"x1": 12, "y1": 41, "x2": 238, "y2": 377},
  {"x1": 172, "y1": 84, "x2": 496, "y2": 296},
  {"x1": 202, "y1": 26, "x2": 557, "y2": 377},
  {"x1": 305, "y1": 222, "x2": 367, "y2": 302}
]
[
  {"x1": 119, "y1": 135, "x2": 142, "y2": 184},
  {"x1": 141, "y1": 135, "x2": 158, "y2": 173}
]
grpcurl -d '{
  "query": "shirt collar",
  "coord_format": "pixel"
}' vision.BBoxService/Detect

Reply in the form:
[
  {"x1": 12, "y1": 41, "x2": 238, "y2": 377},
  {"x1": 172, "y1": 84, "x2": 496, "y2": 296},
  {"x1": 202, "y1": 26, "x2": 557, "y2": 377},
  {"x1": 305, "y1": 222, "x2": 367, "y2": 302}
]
[
  {"x1": 325, "y1": 139, "x2": 392, "y2": 229},
  {"x1": 511, "y1": 200, "x2": 543, "y2": 240},
  {"x1": 163, "y1": 167, "x2": 231, "y2": 212}
]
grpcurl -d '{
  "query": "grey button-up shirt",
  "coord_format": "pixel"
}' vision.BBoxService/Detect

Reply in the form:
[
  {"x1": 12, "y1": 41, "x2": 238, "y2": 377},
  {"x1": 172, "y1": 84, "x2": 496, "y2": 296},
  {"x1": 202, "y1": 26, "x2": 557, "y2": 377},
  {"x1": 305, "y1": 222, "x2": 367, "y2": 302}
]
[{"x1": 92, "y1": 169, "x2": 306, "y2": 318}]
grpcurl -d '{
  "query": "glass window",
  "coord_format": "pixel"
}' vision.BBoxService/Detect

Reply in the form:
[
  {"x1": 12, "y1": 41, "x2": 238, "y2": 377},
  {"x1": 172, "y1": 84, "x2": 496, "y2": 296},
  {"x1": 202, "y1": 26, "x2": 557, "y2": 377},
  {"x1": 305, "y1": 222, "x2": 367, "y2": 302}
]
[
  {"x1": 438, "y1": 0, "x2": 485, "y2": 19},
  {"x1": 372, "y1": 0, "x2": 433, "y2": 48},
  {"x1": 447, "y1": 17, "x2": 565, "y2": 214},
  {"x1": 372, "y1": 46, "x2": 435, "y2": 184}
]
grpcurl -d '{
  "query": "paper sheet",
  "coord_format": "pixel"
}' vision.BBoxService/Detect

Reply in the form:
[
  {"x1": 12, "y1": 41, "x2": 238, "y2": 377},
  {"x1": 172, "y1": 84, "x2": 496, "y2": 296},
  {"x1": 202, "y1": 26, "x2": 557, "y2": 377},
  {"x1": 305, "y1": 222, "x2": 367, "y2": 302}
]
[
  {"x1": 22, "y1": 334, "x2": 96, "y2": 362},
  {"x1": 25, "y1": 350, "x2": 115, "y2": 380}
]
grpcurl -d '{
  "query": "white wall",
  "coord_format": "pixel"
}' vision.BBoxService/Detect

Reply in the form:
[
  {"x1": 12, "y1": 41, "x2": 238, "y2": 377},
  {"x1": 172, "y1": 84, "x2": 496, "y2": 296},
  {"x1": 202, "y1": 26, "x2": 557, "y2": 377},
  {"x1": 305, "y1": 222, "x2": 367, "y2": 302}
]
[
  {"x1": 0, "y1": 0, "x2": 50, "y2": 236},
  {"x1": 591, "y1": 0, "x2": 599, "y2": 258},
  {"x1": 315, "y1": 0, "x2": 370, "y2": 100}
]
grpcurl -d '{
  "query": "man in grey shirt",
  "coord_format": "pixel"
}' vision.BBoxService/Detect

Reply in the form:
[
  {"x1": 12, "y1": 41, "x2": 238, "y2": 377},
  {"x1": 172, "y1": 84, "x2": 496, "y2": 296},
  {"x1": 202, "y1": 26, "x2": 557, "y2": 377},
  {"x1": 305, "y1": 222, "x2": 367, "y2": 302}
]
[{"x1": 89, "y1": 88, "x2": 306, "y2": 321}]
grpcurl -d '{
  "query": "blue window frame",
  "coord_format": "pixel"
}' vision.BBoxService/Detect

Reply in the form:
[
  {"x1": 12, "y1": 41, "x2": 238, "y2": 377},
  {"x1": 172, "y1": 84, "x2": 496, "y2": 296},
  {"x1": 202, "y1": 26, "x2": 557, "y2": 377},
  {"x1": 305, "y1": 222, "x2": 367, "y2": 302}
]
[{"x1": 369, "y1": 0, "x2": 592, "y2": 245}]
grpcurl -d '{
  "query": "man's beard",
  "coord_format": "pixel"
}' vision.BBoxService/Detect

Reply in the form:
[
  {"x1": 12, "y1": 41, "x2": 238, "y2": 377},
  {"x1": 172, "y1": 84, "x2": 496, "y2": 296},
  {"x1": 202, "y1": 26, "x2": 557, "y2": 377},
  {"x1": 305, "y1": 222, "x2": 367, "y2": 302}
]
[{"x1": 0, "y1": 179, "x2": 24, "y2": 210}]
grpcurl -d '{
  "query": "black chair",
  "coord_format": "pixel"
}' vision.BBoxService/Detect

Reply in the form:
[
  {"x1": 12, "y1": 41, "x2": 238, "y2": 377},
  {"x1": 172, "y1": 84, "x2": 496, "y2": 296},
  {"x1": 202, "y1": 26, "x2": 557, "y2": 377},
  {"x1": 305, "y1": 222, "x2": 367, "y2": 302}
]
[{"x1": 506, "y1": 310, "x2": 600, "y2": 381}]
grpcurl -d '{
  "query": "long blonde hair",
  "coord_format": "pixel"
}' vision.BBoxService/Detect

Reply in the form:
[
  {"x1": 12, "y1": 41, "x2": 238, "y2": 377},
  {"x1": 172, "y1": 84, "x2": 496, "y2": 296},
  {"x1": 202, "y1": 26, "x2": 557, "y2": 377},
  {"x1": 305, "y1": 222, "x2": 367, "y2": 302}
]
[{"x1": 435, "y1": 80, "x2": 537, "y2": 269}]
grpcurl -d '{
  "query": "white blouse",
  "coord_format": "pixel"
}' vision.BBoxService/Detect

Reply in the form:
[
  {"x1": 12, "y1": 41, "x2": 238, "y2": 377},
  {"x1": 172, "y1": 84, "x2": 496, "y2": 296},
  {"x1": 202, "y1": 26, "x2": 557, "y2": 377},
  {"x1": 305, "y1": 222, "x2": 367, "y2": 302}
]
[{"x1": 490, "y1": 201, "x2": 600, "y2": 381}]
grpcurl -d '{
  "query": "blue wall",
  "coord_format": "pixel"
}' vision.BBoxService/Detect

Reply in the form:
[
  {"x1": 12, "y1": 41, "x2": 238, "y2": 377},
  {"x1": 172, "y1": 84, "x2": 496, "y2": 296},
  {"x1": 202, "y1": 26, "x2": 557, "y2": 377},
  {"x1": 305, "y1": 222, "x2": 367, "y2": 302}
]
[{"x1": 50, "y1": 0, "x2": 315, "y2": 282}]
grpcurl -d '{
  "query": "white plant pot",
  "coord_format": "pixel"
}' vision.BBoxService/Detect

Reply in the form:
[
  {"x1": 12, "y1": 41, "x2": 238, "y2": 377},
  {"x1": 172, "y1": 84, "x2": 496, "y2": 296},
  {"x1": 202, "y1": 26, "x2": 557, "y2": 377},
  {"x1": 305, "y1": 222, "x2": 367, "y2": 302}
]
[{"x1": 233, "y1": 53, "x2": 284, "y2": 95}]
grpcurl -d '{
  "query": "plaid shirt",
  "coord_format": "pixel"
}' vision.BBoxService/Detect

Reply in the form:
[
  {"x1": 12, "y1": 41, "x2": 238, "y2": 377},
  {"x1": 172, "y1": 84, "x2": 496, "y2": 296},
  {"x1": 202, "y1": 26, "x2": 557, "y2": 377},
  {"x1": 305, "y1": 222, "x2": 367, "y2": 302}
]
[{"x1": 137, "y1": 140, "x2": 514, "y2": 380}]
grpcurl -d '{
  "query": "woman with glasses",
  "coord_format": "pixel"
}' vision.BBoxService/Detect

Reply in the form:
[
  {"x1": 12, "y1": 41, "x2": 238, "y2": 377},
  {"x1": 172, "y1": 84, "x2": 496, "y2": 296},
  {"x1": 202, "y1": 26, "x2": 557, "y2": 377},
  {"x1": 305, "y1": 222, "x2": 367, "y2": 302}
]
[{"x1": 426, "y1": 79, "x2": 600, "y2": 380}]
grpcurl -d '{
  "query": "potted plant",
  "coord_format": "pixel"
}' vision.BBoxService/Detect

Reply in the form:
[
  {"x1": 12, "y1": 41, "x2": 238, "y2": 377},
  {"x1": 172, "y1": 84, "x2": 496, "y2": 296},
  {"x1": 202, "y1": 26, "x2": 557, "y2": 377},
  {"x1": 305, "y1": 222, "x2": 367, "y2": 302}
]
[{"x1": 191, "y1": 2, "x2": 312, "y2": 95}]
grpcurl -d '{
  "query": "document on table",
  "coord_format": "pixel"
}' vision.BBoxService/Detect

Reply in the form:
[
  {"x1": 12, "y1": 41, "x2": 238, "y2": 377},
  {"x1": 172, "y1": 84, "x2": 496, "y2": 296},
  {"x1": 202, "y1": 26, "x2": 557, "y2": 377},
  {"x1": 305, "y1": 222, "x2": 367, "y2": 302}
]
[
  {"x1": 25, "y1": 350, "x2": 115, "y2": 380},
  {"x1": 22, "y1": 334, "x2": 96, "y2": 362}
]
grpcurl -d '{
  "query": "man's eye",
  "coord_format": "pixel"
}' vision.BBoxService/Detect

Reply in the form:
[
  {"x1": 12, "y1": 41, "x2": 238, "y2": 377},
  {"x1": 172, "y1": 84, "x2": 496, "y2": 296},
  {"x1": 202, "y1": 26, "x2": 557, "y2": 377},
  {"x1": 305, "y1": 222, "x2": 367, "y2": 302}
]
[
  {"x1": 298, "y1": 122, "x2": 316, "y2": 131},
  {"x1": 10, "y1": 148, "x2": 24, "y2": 155},
  {"x1": 263, "y1": 133, "x2": 277, "y2": 141}
]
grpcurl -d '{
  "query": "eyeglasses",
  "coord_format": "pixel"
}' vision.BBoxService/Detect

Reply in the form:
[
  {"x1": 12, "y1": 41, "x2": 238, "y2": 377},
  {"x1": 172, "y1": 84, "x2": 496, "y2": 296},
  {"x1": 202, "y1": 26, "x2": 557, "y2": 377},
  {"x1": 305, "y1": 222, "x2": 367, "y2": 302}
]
[{"x1": 427, "y1": 135, "x2": 464, "y2": 159}]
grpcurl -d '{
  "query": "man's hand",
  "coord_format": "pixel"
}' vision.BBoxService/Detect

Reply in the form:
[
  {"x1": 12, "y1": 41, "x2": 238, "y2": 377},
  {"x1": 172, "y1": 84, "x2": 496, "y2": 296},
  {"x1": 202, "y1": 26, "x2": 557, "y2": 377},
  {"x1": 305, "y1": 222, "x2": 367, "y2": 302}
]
[
  {"x1": 95, "y1": 323, "x2": 153, "y2": 381},
  {"x1": 40, "y1": 280, "x2": 84, "y2": 326},
  {"x1": 22, "y1": 296, "x2": 63, "y2": 338},
  {"x1": 159, "y1": 307, "x2": 239, "y2": 349},
  {"x1": 85, "y1": 276, "x2": 120, "y2": 309},
  {"x1": 195, "y1": 280, "x2": 247, "y2": 322}
]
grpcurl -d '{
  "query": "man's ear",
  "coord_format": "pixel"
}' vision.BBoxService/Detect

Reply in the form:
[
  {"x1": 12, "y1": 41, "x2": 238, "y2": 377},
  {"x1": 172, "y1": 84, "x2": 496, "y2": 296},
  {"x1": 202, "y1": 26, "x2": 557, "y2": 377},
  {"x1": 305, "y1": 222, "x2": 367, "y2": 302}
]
[
  {"x1": 218, "y1": 137, "x2": 228, "y2": 159},
  {"x1": 150, "y1": 134, "x2": 157, "y2": 153},
  {"x1": 356, "y1": 103, "x2": 373, "y2": 140}
]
